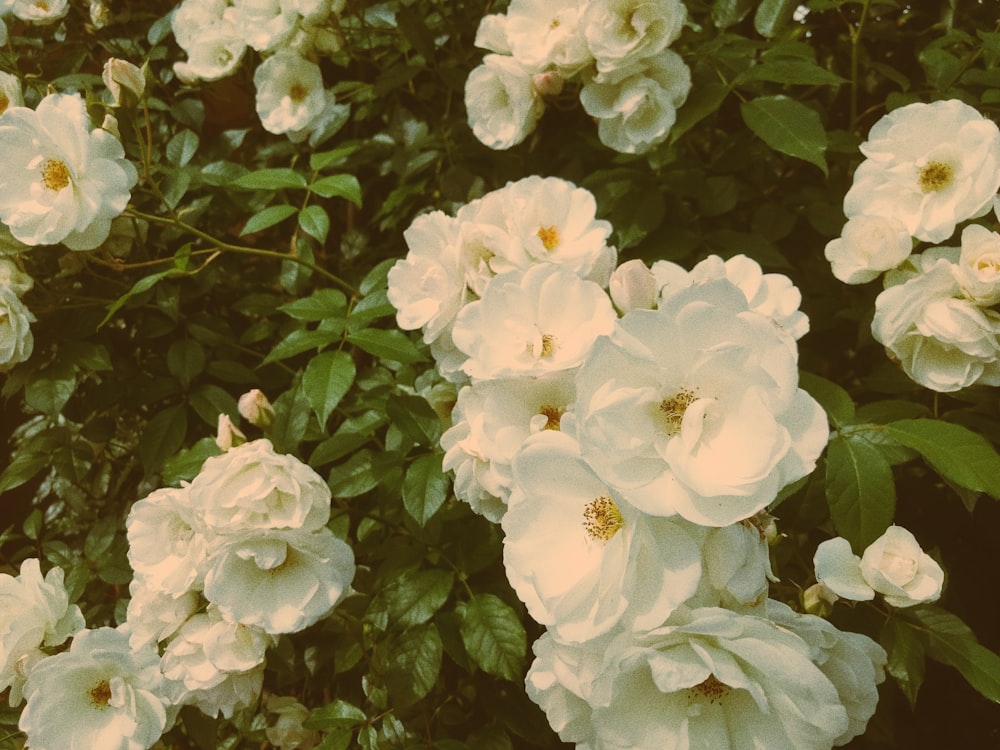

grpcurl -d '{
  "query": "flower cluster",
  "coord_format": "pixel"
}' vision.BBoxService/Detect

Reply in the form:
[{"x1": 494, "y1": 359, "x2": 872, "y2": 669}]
[
  {"x1": 389, "y1": 177, "x2": 886, "y2": 748},
  {"x1": 825, "y1": 99, "x2": 1000, "y2": 391},
  {"x1": 0, "y1": 0, "x2": 70, "y2": 33},
  {"x1": 171, "y1": 0, "x2": 347, "y2": 144},
  {"x1": 124, "y1": 437, "x2": 356, "y2": 719},
  {"x1": 0, "y1": 255, "x2": 34, "y2": 370},
  {"x1": 465, "y1": 0, "x2": 691, "y2": 154}
]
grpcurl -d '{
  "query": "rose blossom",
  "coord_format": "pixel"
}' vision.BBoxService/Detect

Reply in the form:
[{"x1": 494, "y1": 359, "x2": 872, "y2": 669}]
[
  {"x1": 825, "y1": 214, "x2": 913, "y2": 285},
  {"x1": 465, "y1": 54, "x2": 544, "y2": 150},
  {"x1": 0, "y1": 284, "x2": 35, "y2": 371},
  {"x1": 954, "y1": 224, "x2": 1000, "y2": 305}
]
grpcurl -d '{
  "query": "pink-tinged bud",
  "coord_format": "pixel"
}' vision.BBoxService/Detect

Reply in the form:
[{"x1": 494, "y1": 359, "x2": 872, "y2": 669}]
[
  {"x1": 102, "y1": 58, "x2": 146, "y2": 106},
  {"x1": 609, "y1": 259, "x2": 657, "y2": 313},
  {"x1": 532, "y1": 70, "x2": 565, "y2": 97},
  {"x1": 215, "y1": 414, "x2": 246, "y2": 451},
  {"x1": 238, "y1": 388, "x2": 275, "y2": 428},
  {"x1": 802, "y1": 582, "x2": 838, "y2": 618}
]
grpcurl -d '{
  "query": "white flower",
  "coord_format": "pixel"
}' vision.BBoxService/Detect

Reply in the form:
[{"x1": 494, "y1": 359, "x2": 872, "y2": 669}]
[
  {"x1": 215, "y1": 412, "x2": 246, "y2": 450},
  {"x1": 609, "y1": 258, "x2": 658, "y2": 313},
  {"x1": 160, "y1": 609, "x2": 271, "y2": 718},
  {"x1": 0, "y1": 285, "x2": 35, "y2": 370},
  {"x1": 238, "y1": 388, "x2": 276, "y2": 427},
  {"x1": 441, "y1": 370, "x2": 577, "y2": 522},
  {"x1": 872, "y1": 248, "x2": 1000, "y2": 391},
  {"x1": 187, "y1": 438, "x2": 331, "y2": 533},
  {"x1": 955, "y1": 224, "x2": 1000, "y2": 305},
  {"x1": 203, "y1": 527, "x2": 355, "y2": 634},
  {"x1": 581, "y1": 0, "x2": 686, "y2": 74},
  {"x1": 693, "y1": 518, "x2": 776, "y2": 611},
  {"x1": 814, "y1": 526, "x2": 945, "y2": 608},
  {"x1": 172, "y1": 1, "x2": 246, "y2": 83},
  {"x1": 11, "y1": 0, "x2": 68, "y2": 24},
  {"x1": 503, "y1": 431, "x2": 703, "y2": 641},
  {"x1": 825, "y1": 214, "x2": 913, "y2": 284},
  {"x1": 575, "y1": 278, "x2": 827, "y2": 525},
  {"x1": 0, "y1": 70, "x2": 24, "y2": 115},
  {"x1": 580, "y1": 50, "x2": 691, "y2": 154},
  {"x1": 0, "y1": 92, "x2": 139, "y2": 251},
  {"x1": 0, "y1": 257, "x2": 32, "y2": 296},
  {"x1": 579, "y1": 608, "x2": 850, "y2": 749},
  {"x1": 127, "y1": 485, "x2": 209, "y2": 596},
  {"x1": 171, "y1": 0, "x2": 232, "y2": 50},
  {"x1": 453, "y1": 264, "x2": 617, "y2": 381},
  {"x1": 465, "y1": 54, "x2": 544, "y2": 150},
  {"x1": 254, "y1": 52, "x2": 328, "y2": 136},
  {"x1": 474, "y1": 13, "x2": 511, "y2": 54},
  {"x1": 844, "y1": 99, "x2": 1000, "y2": 243},
  {"x1": 20, "y1": 627, "x2": 168, "y2": 750},
  {"x1": 234, "y1": 0, "x2": 297, "y2": 51},
  {"x1": 767, "y1": 599, "x2": 887, "y2": 746},
  {"x1": 504, "y1": 0, "x2": 590, "y2": 75},
  {"x1": 0, "y1": 559, "x2": 85, "y2": 705},
  {"x1": 123, "y1": 582, "x2": 200, "y2": 650},
  {"x1": 266, "y1": 696, "x2": 321, "y2": 750}
]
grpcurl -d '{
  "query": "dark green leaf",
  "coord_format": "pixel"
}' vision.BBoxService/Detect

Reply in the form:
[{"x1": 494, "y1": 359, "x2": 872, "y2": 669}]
[
  {"x1": 299, "y1": 204, "x2": 330, "y2": 243},
  {"x1": 304, "y1": 700, "x2": 366, "y2": 730},
  {"x1": 799, "y1": 372, "x2": 854, "y2": 429},
  {"x1": 403, "y1": 454, "x2": 450, "y2": 526},
  {"x1": 162, "y1": 437, "x2": 222, "y2": 486},
  {"x1": 25, "y1": 361, "x2": 76, "y2": 416},
  {"x1": 262, "y1": 328, "x2": 338, "y2": 365},
  {"x1": 240, "y1": 204, "x2": 298, "y2": 236},
  {"x1": 302, "y1": 351, "x2": 356, "y2": 426},
  {"x1": 269, "y1": 378, "x2": 312, "y2": 455},
  {"x1": 309, "y1": 141, "x2": 364, "y2": 171},
  {"x1": 460, "y1": 594, "x2": 527, "y2": 682},
  {"x1": 881, "y1": 617, "x2": 926, "y2": 709},
  {"x1": 100, "y1": 268, "x2": 186, "y2": 326},
  {"x1": 386, "y1": 394, "x2": 442, "y2": 447},
  {"x1": 311, "y1": 174, "x2": 362, "y2": 206},
  {"x1": 740, "y1": 95, "x2": 828, "y2": 174},
  {"x1": 140, "y1": 405, "x2": 188, "y2": 477},
  {"x1": 347, "y1": 328, "x2": 423, "y2": 364},
  {"x1": 908, "y1": 606, "x2": 1000, "y2": 703},
  {"x1": 232, "y1": 168, "x2": 307, "y2": 190},
  {"x1": 370, "y1": 569, "x2": 454, "y2": 629},
  {"x1": 754, "y1": 0, "x2": 801, "y2": 38},
  {"x1": 328, "y1": 449, "x2": 378, "y2": 498},
  {"x1": 825, "y1": 435, "x2": 896, "y2": 551},
  {"x1": 279, "y1": 288, "x2": 348, "y2": 321},
  {"x1": 384, "y1": 623, "x2": 443, "y2": 708},
  {"x1": 167, "y1": 339, "x2": 206, "y2": 387},
  {"x1": 166, "y1": 129, "x2": 199, "y2": 167},
  {"x1": 739, "y1": 60, "x2": 847, "y2": 86}
]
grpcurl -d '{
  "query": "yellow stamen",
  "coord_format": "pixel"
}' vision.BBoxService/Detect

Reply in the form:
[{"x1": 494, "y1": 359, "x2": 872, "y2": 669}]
[
  {"x1": 539, "y1": 405, "x2": 563, "y2": 430},
  {"x1": 690, "y1": 674, "x2": 730, "y2": 703},
  {"x1": 90, "y1": 680, "x2": 112, "y2": 708},
  {"x1": 659, "y1": 388, "x2": 698, "y2": 435},
  {"x1": 0, "y1": 93, "x2": 9, "y2": 115},
  {"x1": 537, "y1": 225, "x2": 560, "y2": 251},
  {"x1": 918, "y1": 161, "x2": 954, "y2": 193},
  {"x1": 41, "y1": 159, "x2": 70, "y2": 191},
  {"x1": 289, "y1": 83, "x2": 308, "y2": 102},
  {"x1": 583, "y1": 495, "x2": 624, "y2": 542},
  {"x1": 540, "y1": 334, "x2": 555, "y2": 357}
]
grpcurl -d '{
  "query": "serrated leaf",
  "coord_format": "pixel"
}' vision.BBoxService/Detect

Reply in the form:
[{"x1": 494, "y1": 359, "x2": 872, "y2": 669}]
[
  {"x1": 371, "y1": 569, "x2": 454, "y2": 629},
  {"x1": 347, "y1": 328, "x2": 423, "y2": 364},
  {"x1": 303, "y1": 351, "x2": 356, "y2": 426},
  {"x1": 311, "y1": 174, "x2": 362, "y2": 206},
  {"x1": 460, "y1": 594, "x2": 527, "y2": 682},
  {"x1": 384, "y1": 623, "x2": 443, "y2": 708},
  {"x1": 304, "y1": 700, "x2": 366, "y2": 730},
  {"x1": 25, "y1": 361, "x2": 76, "y2": 416},
  {"x1": 403, "y1": 454, "x2": 450, "y2": 526},
  {"x1": 262, "y1": 328, "x2": 338, "y2": 365},
  {"x1": 139, "y1": 405, "x2": 188, "y2": 477},
  {"x1": 825, "y1": 435, "x2": 896, "y2": 551},
  {"x1": 240, "y1": 204, "x2": 297, "y2": 236},
  {"x1": 162, "y1": 437, "x2": 222, "y2": 485},
  {"x1": 881, "y1": 617, "x2": 926, "y2": 709},
  {"x1": 799, "y1": 371, "x2": 854, "y2": 429},
  {"x1": 741, "y1": 95, "x2": 828, "y2": 175},
  {"x1": 328, "y1": 449, "x2": 378, "y2": 498},
  {"x1": 299, "y1": 204, "x2": 330, "y2": 243},
  {"x1": 232, "y1": 168, "x2": 307, "y2": 190},
  {"x1": 279, "y1": 288, "x2": 347, "y2": 321},
  {"x1": 166, "y1": 129, "x2": 199, "y2": 167},
  {"x1": 908, "y1": 606, "x2": 1000, "y2": 703},
  {"x1": 884, "y1": 419, "x2": 1000, "y2": 499}
]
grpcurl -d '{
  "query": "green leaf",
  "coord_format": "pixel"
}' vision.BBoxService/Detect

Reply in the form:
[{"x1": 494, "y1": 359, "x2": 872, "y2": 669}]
[
  {"x1": 188, "y1": 384, "x2": 238, "y2": 427},
  {"x1": 162, "y1": 437, "x2": 222, "y2": 486},
  {"x1": 166, "y1": 129, "x2": 199, "y2": 167},
  {"x1": 299, "y1": 204, "x2": 330, "y2": 243},
  {"x1": 460, "y1": 594, "x2": 527, "y2": 682},
  {"x1": 753, "y1": 0, "x2": 801, "y2": 37},
  {"x1": 881, "y1": 617, "x2": 926, "y2": 709},
  {"x1": 671, "y1": 82, "x2": 730, "y2": 142},
  {"x1": 386, "y1": 394, "x2": 442, "y2": 447},
  {"x1": 302, "y1": 351, "x2": 356, "y2": 426},
  {"x1": 347, "y1": 328, "x2": 423, "y2": 364},
  {"x1": 799, "y1": 371, "x2": 854, "y2": 429},
  {"x1": 262, "y1": 328, "x2": 338, "y2": 365},
  {"x1": 369, "y1": 569, "x2": 454, "y2": 630},
  {"x1": 240, "y1": 204, "x2": 298, "y2": 236},
  {"x1": 739, "y1": 60, "x2": 847, "y2": 86},
  {"x1": 712, "y1": 0, "x2": 755, "y2": 29},
  {"x1": 304, "y1": 700, "x2": 366, "y2": 730},
  {"x1": 403, "y1": 454, "x2": 450, "y2": 526},
  {"x1": 0, "y1": 444, "x2": 55, "y2": 492},
  {"x1": 83, "y1": 517, "x2": 118, "y2": 560},
  {"x1": 907, "y1": 606, "x2": 1000, "y2": 703},
  {"x1": 100, "y1": 268, "x2": 186, "y2": 327},
  {"x1": 139, "y1": 405, "x2": 188, "y2": 477},
  {"x1": 825, "y1": 435, "x2": 896, "y2": 551},
  {"x1": 884, "y1": 419, "x2": 1000, "y2": 499},
  {"x1": 232, "y1": 168, "x2": 307, "y2": 190},
  {"x1": 279, "y1": 288, "x2": 348, "y2": 321},
  {"x1": 25, "y1": 361, "x2": 76, "y2": 416},
  {"x1": 309, "y1": 141, "x2": 364, "y2": 171},
  {"x1": 328, "y1": 449, "x2": 378, "y2": 498},
  {"x1": 740, "y1": 95, "x2": 828, "y2": 175},
  {"x1": 167, "y1": 339, "x2": 206, "y2": 387},
  {"x1": 311, "y1": 174, "x2": 362, "y2": 206},
  {"x1": 269, "y1": 377, "x2": 312, "y2": 455},
  {"x1": 384, "y1": 623, "x2": 443, "y2": 708},
  {"x1": 310, "y1": 411, "x2": 386, "y2": 466}
]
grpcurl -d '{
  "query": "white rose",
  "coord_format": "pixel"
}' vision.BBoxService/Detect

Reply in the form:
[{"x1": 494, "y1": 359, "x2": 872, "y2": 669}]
[
  {"x1": 580, "y1": 50, "x2": 691, "y2": 154},
  {"x1": 609, "y1": 258, "x2": 658, "y2": 313},
  {"x1": 474, "y1": 13, "x2": 511, "y2": 54},
  {"x1": 955, "y1": 223, "x2": 1000, "y2": 305},
  {"x1": 504, "y1": 0, "x2": 590, "y2": 75},
  {"x1": 465, "y1": 54, "x2": 544, "y2": 150},
  {"x1": 127, "y1": 484, "x2": 210, "y2": 595},
  {"x1": 254, "y1": 52, "x2": 328, "y2": 136},
  {"x1": 171, "y1": 0, "x2": 231, "y2": 50},
  {"x1": 172, "y1": 1, "x2": 246, "y2": 84},
  {"x1": 844, "y1": 99, "x2": 1000, "y2": 243},
  {"x1": 123, "y1": 581, "x2": 201, "y2": 650},
  {"x1": 825, "y1": 214, "x2": 913, "y2": 284},
  {"x1": 233, "y1": 0, "x2": 297, "y2": 51},
  {"x1": 11, "y1": 0, "x2": 68, "y2": 24},
  {"x1": 0, "y1": 69, "x2": 24, "y2": 115},
  {"x1": 0, "y1": 284, "x2": 34, "y2": 370},
  {"x1": 582, "y1": 0, "x2": 686, "y2": 74},
  {"x1": 20, "y1": 628, "x2": 168, "y2": 750},
  {"x1": 0, "y1": 257, "x2": 31, "y2": 296}
]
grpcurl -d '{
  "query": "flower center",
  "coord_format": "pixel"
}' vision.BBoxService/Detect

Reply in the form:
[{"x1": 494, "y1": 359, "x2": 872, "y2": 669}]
[
  {"x1": 549, "y1": 17, "x2": 560, "y2": 29},
  {"x1": 289, "y1": 83, "x2": 308, "y2": 102},
  {"x1": 41, "y1": 159, "x2": 71, "y2": 191},
  {"x1": 689, "y1": 674, "x2": 730, "y2": 704},
  {"x1": 35, "y1": 1, "x2": 50, "y2": 10},
  {"x1": 0, "y1": 93, "x2": 9, "y2": 115},
  {"x1": 659, "y1": 388, "x2": 697, "y2": 435},
  {"x1": 217, "y1": 49, "x2": 233, "y2": 66},
  {"x1": 537, "y1": 225, "x2": 560, "y2": 251},
  {"x1": 741, "y1": 510, "x2": 774, "y2": 541},
  {"x1": 582, "y1": 495, "x2": 623, "y2": 542},
  {"x1": 918, "y1": 161, "x2": 954, "y2": 193},
  {"x1": 89, "y1": 679, "x2": 112, "y2": 708},
  {"x1": 538, "y1": 404, "x2": 563, "y2": 430},
  {"x1": 539, "y1": 334, "x2": 555, "y2": 357}
]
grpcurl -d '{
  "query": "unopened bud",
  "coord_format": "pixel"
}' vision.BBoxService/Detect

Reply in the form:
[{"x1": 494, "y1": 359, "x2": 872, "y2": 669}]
[
  {"x1": 215, "y1": 413, "x2": 246, "y2": 451},
  {"x1": 802, "y1": 583, "x2": 838, "y2": 618},
  {"x1": 609, "y1": 259, "x2": 657, "y2": 313},
  {"x1": 532, "y1": 70, "x2": 565, "y2": 97},
  {"x1": 238, "y1": 388, "x2": 275, "y2": 429},
  {"x1": 101, "y1": 113, "x2": 121, "y2": 140},
  {"x1": 103, "y1": 58, "x2": 146, "y2": 106}
]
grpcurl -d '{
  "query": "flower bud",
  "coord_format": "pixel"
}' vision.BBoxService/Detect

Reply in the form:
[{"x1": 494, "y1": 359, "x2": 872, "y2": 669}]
[
  {"x1": 238, "y1": 388, "x2": 275, "y2": 428},
  {"x1": 609, "y1": 259, "x2": 657, "y2": 313},
  {"x1": 102, "y1": 58, "x2": 146, "y2": 106},
  {"x1": 532, "y1": 70, "x2": 565, "y2": 97},
  {"x1": 215, "y1": 414, "x2": 246, "y2": 451},
  {"x1": 100, "y1": 113, "x2": 121, "y2": 140},
  {"x1": 802, "y1": 583, "x2": 838, "y2": 618}
]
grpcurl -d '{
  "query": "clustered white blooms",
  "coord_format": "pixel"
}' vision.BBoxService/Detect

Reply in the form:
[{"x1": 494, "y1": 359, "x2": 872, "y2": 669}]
[
  {"x1": 390, "y1": 177, "x2": 888, "y2": 748},
  {"x1": 814, "y1": 525, "x2": 944, "y2": 609},
  {"x1": 171, "y1": 0, "x2": 348, "y2": 144},
  {"x1": 123, "y1": 437, "x2": 356, "y2": 719},
  {"x1": 0, "y1": 256, "x2": 35, "y2": 370},
  {"x1": 465, "y1": 0, "x2": 691, "y2": 153},
  {"x1": 825, "y1": 99, "x2": 1000, "y2": 392}
]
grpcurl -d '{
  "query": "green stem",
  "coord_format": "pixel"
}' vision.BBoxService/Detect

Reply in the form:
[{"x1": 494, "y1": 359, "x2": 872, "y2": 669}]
[{"x1": 849, "y1": 0, "x2": 873, "y2": 133}]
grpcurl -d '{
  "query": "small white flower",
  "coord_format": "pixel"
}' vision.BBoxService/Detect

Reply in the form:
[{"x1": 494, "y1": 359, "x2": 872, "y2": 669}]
[
  {"x1": 582, "y1": 0, "x2": 686, "y2": 74},
  {"x1": 238, "y1": 388, "x2": 276, "y2": 427},
  {"x1": 465, "y1": 54, "x2": 544, "y2": 150},
  {"x1": 123, "y1": 582, "x2": 201, "y2": 650},
  {"x1": 20, "y1": 627, "x2": 168, "y2": 750},
  {"x1": 233, "y1": 0, "x2": 298, "y2": 51},
  {"x1": 0, "y1": 284, "x2": 35, "y2": 371},
  {"x1": 254, "y1": 52, "x2": 328, "y2": 136},
  {"x1": 0, "y1": 92, "x2": 139, "y2": 251},
  {"x1": 126, "y1": 485, "x2": 209, "y2": 596},
  {"x1": 0, "y1": 70, "x2": 24, "y2": 116},
  {"x1": 609, "y1": 258, "x2": 658, "y2": 313},
  {"x1": 844, "y1": 99, "x2": 1000, "y2": 243},
  {"x1": 11, "y1": 0, "x2": 68, "y2": 24},
  {"x1": 504, "y1": 0, "x2": 590, "y2": 75},
  {"x1": 0, "y1": 257, "x2": 32, "y2": 296},
  {"x1": 955, "y1": 224, "x2": 1000, "y2": 305},
  {"x1": 172, "y1": 1, "x2": 246, "y2": 83},
  {"x1": 693, "y1": 519, "x2": 776, "y2": 611},
  {"x1": 473, "y1": 13, "x2": 511, "y2": 54},
  {"x1": 825, "y1": 214, "x2": 913, "y2": 284}
]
